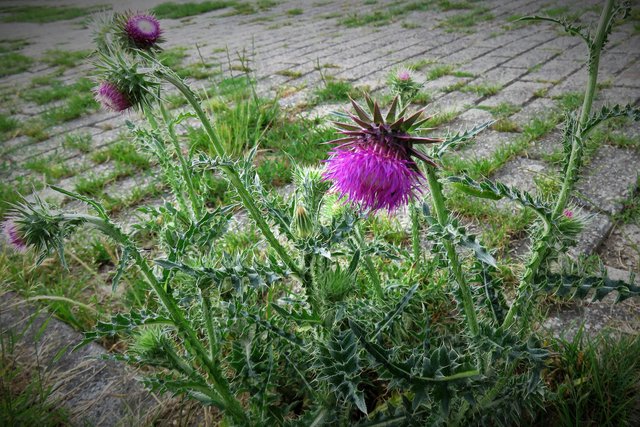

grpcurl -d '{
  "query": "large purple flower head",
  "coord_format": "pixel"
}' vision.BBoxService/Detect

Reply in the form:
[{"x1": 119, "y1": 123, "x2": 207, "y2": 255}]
[
  {"x1": 323, "y1": 96, "x2": 442, "y2": 212},
  {"x1": 95, "y1": 81, "x2": 131, "y2": 112},
  {"x1": 123, "y1": 13, "x2": 161, "y2": 49},
  {"x1": 2, "y1": 219, "x2": 28, "y2": 252}
]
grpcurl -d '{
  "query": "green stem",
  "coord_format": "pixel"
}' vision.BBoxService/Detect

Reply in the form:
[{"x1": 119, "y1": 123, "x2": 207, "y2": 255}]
[
  {"x1": 160, "y1": 104, "x2": 203, "y2": 219},
  {"x1": 72, "y1": 214, "x2": 248, "y2": 422},
  {"x1": 302, "y1": 251, "x2": 320, "y2": 315},
  {"x1": 199, "y1": 286, "x2": 217, "y2": 360},
  {"x1": 162, "y1": 72, "x2": 304, "y2": 280},
  {"x1": 425, "y1": 168, "x2": 479, "y2": 336},
  {"x1": 552, "y1": 0, "x2": 614, "y2": 217},
  {"x1": 410, "y1": 202, "x2": 421, "y2": 263},
  {"x1": 502, "y1": 0, "x2": 615, "y2": 330},
  {"x1": 355, "y1": 225, "x2": 384, "y2": 299},
  {"x1": 143, "y1": 106, "x2": 189, "y2": 215}
]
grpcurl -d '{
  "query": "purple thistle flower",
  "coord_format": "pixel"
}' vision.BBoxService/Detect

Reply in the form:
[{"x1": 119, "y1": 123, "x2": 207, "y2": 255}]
[
  {"x1": 325, "y1": 143, "x2": 423, "y2": 211},
  {"x1": 124, "y1": 14, "x2": 161, "y2": 48},
  {"x1": 2, "y1": 219, "x2": 28, "y2": 252},
  {"x1": 95, "y1": 81, "x2": 131, "y2": 112},
  {"x1": 322, "y1": 96, "x2": 442, "y2": 212},
  {"x1": 563, "y1": 209, "x2": 574, "y2": 218}
]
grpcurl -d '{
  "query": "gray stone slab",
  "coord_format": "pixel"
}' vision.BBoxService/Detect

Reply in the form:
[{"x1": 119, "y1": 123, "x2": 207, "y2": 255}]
[
  {"x1": 481, "y1": 66, "x2": 529, "y2": 87},
  {"x1": 481, "y1": 80, "x2": 550, "y2": 108},
  {"x1": 510, "y1": 97, "x2": 556, "y2": 126},
  {"x1": 574, "y1": 145, "x2": 640, "y2": 215},
  {"x1": 615, "y1": 61, "x2": 640, "y2": 88},
  {"x1": 599, "y1": 223, "x2": 640, "y2": 272},
  {"x1": 492, "y1": 157, "x2": 554, "y2": 196},
  {"x1": 0, "y1": 292, "x2": 165, "y2": 426},
  {"x1": 522, "y1": 59, "x2": 583, "y2": 83},
  {"x1": 457, "y1": 130, "x2": 515, "y2": 161},
  {"x1": 525, "y1": 129, "x2": 563, "y2": 160},
  {"x1": 570, "y1": 210, "x2": 613, "y2": 256},
  {"x1": 448, "y1": 107, "x2": 495, "y2": 130},
  {"x1": 500, "y1": 46, "x2": 558, "y2": 70}
]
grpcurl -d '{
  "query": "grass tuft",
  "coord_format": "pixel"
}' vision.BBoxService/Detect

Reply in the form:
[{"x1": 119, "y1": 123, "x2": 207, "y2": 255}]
[
  {"x1": 152, "y1": 1, "x2": 235, "y2": 19},
  {"x1": 0, "y1": 5, "x2": 103, "y2": 23},
  {"x1": 0, "y1": 52, "x2": 33, "y2": 77}
]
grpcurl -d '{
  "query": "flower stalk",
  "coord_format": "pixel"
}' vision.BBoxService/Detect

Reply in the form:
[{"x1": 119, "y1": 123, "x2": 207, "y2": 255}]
[
  {"x1": 160, "y1": 71, "x2": 305, "y2": 281},
  {"x1": 159, "y1": 104, "x2": 203, "y2": 219},
  {"x1": 354, "y1": 225, "x2": 384, "y2": 299},
  {"x1": 502, "y1": 0, "x2": 616, "y2": 330},
  {"x1": 425, "y1": 167, "x2": 479, "y2": 336}
]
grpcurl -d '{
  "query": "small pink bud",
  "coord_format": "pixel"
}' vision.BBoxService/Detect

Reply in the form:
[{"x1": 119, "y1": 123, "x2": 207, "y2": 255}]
[
  {"x1": 397, "y1": 70, "x2": 411, "y2": 81},
  {"x1": 563, "y1": 209, "x2": 573, "y2": 219}
]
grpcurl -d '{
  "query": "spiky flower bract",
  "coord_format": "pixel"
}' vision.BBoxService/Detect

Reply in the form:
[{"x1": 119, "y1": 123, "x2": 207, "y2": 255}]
[
  {"x1": 95, "y1": 81, "x2": 132, "y2": 111},
  {"x1": 2, "y1": 219, "x2": 28, "y2": 252},
  {"x1": 123, "y1": 13, "x2": 161, "y2": 49},
  {"x1": 323, "y1": 96, "x2": 442, "y2": 212},
  {"x1": 94, "y1": 49, "x2": 160, "y2": 112},
  {"x1": 4, "y1": 195, "x2": 89, "y2": 267}
]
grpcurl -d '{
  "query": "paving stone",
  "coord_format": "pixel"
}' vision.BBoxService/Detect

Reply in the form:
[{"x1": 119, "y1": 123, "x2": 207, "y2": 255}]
[
  {"x1": 492, "y1": 157, "x2": 554, "y2": 196},
  {"x1": 426, "y1": 75, "x2": 471, "y2": 92},
  {"x1": 570, "y1": 210, "x2": 613, "y2": 257},
  {"x1": 500, "y1": 45, "x2": 558, "y2": 69},
  {"x1": 481, "y1": 66, "x2": 529, "y2": 87},
  {"x1": 509, "y1": 97, "x2": 556, "y2": 126},
  {"x1": 521, "y1": 58, "x2": 583, "y2": 83},
  {"x1": 543, "y1": 288, "x2": 640, "y2": 339},
  {"x1": 598, "y1": 223, "x2": 640, "y2": 272},
  {"x1": 481, "y1": 80, "x2": 550, "y2": 108},
  {"x1": 525, "y1": 129, "x2": 563, "y2": 160},
  {"x1": 0, "y1": 292, "x2": 166, "y2": 426},
  {"x1": 616, "y1": 61, "x2": 640, "y2": 88},
  {"x1": 457, "y1": 54, "x2": 507, "y2": 75},
  {"x1": 574, "y1": 145, "x2": 640, "y2": 215},
  {"x1": 448, "y1": 107, "x2": 494, "y2": 130},
  {"x1": 592, "y1": 86, "x2": 640, "y2": 110},
  {"x1": 457, "y1": 130, "x2": 515, "y2": 161}
]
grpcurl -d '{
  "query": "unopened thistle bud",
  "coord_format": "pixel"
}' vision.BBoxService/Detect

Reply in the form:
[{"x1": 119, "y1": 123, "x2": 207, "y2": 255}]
[
  {"x1": 389, "y1": 67, "x2": 421, "y2": 102},
  {"x1": 95, "y1": 81, "x2": 132, "y2": 112},
  {"x1": 93, "y1": 51, "x2": 160, "y2": 112},
  {"x1": 292, "y1": 203, "x2": 314, "y2": 239}
]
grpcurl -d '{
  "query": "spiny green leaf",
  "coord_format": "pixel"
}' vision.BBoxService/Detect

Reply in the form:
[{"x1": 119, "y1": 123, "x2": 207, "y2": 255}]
[
  {"x1": 373, "y1": 284, "x2": 419, "y2": 339},
  {"x1": 436, "y1": 120, "x2": 494, "y2": 157}
]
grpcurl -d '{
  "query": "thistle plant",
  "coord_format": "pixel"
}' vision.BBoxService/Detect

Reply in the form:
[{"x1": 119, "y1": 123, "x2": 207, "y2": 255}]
[{"x1": 4, "y1": 2, "x2": 640, "y2": 425}]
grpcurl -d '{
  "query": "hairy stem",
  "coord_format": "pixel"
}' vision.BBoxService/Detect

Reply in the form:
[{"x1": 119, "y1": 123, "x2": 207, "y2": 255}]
[
  {"x1": 502, "y1": 0, "x2": 615, "y2": 330},
  {"x1": 159, "y1": 104, "x2": 203, "y2": 219},
  {"x1": 425, "y1": 168, "x2": 479, "y2": 336},
  {"x1": 162, "y1": 72, "x2": 304, "y2": 280},
  {"x1": 410, "y1": 202, "x2": 421, "y2": 263},
  {"x1": 355, "y1": 225, "x2": 384, "y2": 299},
  {"x1": 199, "y1": 286, "x2": 218, "y2": 360}
]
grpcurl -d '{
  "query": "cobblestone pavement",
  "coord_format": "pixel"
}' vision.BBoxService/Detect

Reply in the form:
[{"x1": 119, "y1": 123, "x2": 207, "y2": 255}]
[{"x1": 1, "y1": 1, "x2": 639, "y2": 313}]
